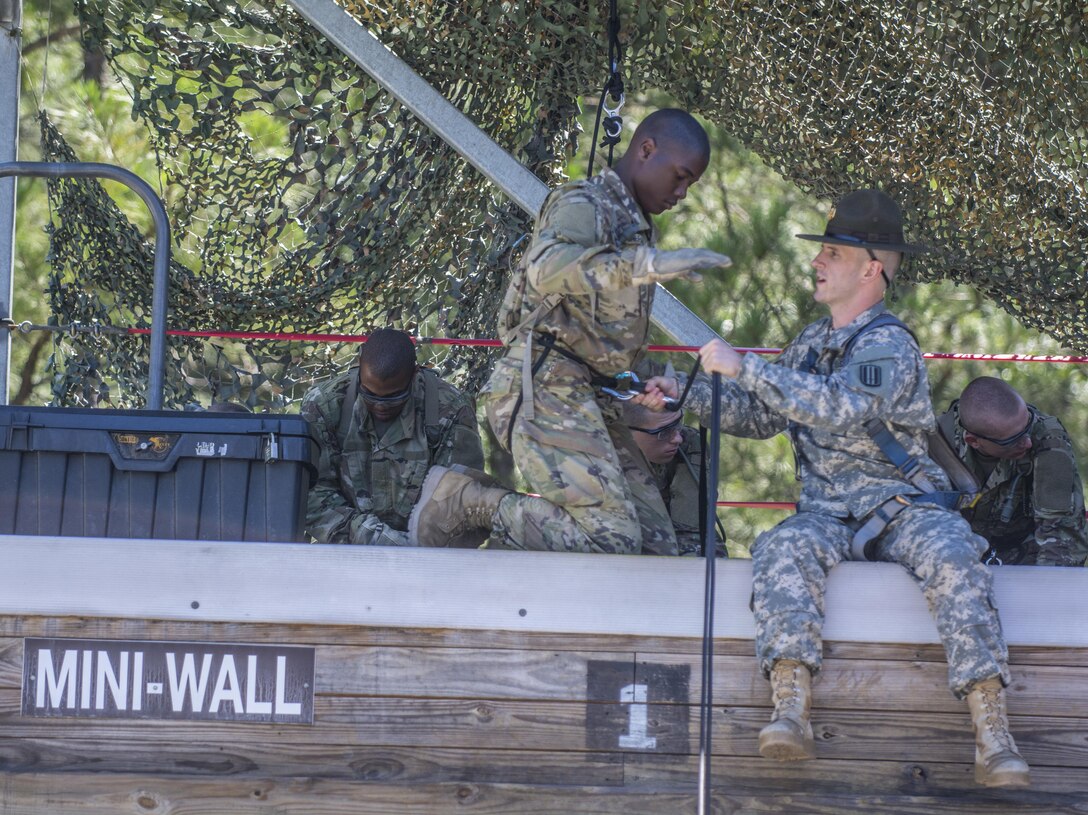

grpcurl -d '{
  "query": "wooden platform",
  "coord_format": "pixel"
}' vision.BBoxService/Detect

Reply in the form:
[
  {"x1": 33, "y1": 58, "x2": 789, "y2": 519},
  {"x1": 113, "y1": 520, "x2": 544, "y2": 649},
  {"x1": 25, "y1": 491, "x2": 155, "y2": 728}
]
[{"x1": 0, "y1": 537, "x2": 1085, "y2": 814}]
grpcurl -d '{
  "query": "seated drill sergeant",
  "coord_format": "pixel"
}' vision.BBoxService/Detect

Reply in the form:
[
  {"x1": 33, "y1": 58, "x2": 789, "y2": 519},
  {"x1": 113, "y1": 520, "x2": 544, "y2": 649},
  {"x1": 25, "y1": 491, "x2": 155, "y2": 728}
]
[
  {"x1": 937, "y1": 376, "x2": 1088, "y2": 566},
  {"x1": 620, "y1": 399, "x2": 726, "y2": 557},
  {"x1": 301, "y1": 328, "x2": 484, "y2": 546}
]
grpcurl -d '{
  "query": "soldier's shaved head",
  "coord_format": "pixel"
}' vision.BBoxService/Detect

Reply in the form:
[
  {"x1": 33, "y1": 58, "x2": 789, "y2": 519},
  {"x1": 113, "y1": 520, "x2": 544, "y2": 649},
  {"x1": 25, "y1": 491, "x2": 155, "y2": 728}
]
[
  {"x1": 359, "y1": 328, "x2": 416, "y2": 383},
  {"x1": 959, "y1": 376, "x2": 1024, "y2": 434},
  {"x1": 615, "y1": 109, "x2": 711, "y2": 216},
  {"x1": 631, "y1": 109, "x2": 710, "y2": 160}
]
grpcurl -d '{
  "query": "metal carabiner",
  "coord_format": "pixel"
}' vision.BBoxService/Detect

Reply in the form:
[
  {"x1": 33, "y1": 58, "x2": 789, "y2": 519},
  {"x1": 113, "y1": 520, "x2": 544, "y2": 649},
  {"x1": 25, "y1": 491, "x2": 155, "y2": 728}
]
[
  {"x1": 984, "y1": 547, "x2": 1003, "y2": 566},
  {"x1": 601, "y1": 370, "x2": 643, "y2": 401},
  {"x1": 602, "y1": 91, "x2": 625, "y2": 120}
]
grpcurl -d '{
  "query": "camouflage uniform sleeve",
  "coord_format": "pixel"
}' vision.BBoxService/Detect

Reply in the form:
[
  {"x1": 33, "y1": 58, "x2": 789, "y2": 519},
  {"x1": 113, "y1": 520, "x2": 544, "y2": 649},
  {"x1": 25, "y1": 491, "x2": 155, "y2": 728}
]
[
  {"x1": 433, "y1": 388, "x2": 485, "y2": 471},
  {"x1": 301, "y1": 384, "x2": 410, "y2": 546},
  {"x1": 734, "y1": 330, "x2": 920, "y2": 432},
  {"x1": 680, "y1": 371, "x2": 787, "y2": 438},
  {"x1": 523, "y1": 188, "x2": 652, "y2": 294},
  {"x1": 1031, "y1": 422, "x2": 1088, "y2": 566}
]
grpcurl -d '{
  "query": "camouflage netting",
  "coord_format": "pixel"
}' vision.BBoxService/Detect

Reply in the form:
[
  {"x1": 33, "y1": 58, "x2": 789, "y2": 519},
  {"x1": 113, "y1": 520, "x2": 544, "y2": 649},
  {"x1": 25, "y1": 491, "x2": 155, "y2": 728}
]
[{"x1": 43, "y1": 0, "x2": 1088, "y2": 408}]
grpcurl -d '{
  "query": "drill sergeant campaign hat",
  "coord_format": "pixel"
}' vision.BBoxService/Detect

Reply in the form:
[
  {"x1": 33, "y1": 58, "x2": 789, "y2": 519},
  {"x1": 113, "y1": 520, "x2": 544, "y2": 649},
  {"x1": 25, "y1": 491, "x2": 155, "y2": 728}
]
[{"x1": 797, "y1": 189, "x2": 929, "y2": 254}]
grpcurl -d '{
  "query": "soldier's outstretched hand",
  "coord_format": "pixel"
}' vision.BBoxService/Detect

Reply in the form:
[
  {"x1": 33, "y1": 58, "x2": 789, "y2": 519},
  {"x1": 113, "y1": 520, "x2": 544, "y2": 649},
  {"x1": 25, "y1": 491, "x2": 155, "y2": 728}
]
[{"x1": 634, "y1": 248, "x2": 732, "y2": 286}]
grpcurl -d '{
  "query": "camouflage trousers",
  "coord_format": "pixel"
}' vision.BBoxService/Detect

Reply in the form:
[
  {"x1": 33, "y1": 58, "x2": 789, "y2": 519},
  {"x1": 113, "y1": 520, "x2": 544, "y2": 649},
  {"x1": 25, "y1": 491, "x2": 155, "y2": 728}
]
[
  {"x1": 481, "y1": 356, "x2": 678, "y2": 555},
  {"x1": 751, "y1": 505, "x2": 1010, "y2": 698}
]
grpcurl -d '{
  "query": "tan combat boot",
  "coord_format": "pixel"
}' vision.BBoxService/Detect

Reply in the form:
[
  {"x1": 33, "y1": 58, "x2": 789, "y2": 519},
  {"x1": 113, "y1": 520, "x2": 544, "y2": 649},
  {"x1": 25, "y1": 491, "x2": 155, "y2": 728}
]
[
  {"x1": 966, "y1": 677, "x2": 1031, "y2": 788},
  {"x1": 409, "y1": 465, "x2": 510, "y2": 548},
  {"x1": 758, "y1": 659, "x2": 816, "y2": 760}
]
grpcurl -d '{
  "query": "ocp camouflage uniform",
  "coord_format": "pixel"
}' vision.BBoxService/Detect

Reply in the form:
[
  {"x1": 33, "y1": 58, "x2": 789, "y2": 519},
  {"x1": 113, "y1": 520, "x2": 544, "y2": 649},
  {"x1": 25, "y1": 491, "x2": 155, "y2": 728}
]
[
  {"x1": 480, "y1": 168, "x2": 678, "y2": 556},
  {"x1": 639, "y1": 425, "x2": 725, "y2": 556},
  {"x1": 302, "y1": 367, "x2": 484, "y2": 545},
  {"x1": 938, "y1": 403, "x2": 1088, "y2": 567},
  {"x1": 684, "y1": 303, "x2": 1009, "y2": 698}
]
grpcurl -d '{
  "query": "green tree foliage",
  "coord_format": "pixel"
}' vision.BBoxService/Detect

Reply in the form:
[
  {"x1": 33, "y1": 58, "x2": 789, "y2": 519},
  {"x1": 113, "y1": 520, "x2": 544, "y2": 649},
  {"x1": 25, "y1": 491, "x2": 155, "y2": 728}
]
[{"x1": 10, "y1": 0, "x2": 157, "y2": 405}]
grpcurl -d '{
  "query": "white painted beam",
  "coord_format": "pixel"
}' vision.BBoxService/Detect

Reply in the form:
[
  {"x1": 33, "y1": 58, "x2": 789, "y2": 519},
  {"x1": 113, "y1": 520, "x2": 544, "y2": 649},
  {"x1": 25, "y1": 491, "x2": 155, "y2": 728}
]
[{"x1": 0, "y1": 535, "x2": 1083, "y2": 648}]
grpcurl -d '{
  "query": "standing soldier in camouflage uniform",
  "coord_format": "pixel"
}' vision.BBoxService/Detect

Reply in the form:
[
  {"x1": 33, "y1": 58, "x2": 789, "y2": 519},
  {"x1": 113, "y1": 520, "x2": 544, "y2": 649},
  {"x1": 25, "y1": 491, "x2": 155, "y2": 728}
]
[
  {"x1": 302, "y1": 328, "x2": 483, "y2": 546},
  {"x1": 645, "y1": 190, "x2": 1030, "y2": 788},
  {"x1": 410, "y1": 109, "x2": 730, "y2": 555},
  {"x1": 620, "y1": 400, "x2": 725, "y2": 557},
  {"x1": 937, "y1": 377, "x2": 1088, "y2": 566}
]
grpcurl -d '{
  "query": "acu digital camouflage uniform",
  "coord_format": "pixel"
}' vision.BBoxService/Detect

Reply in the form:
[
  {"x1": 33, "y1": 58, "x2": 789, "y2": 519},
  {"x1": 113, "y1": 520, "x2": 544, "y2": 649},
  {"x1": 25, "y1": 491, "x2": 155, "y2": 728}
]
[
  {"x1": 302, "y1": 367, "x2": 484, "y2": 545},
  {"x1": 684, "y1": 303, "x2": 1009, "y2": 698},
  {"x1": 480, "y1": 167, "x2": 677, "y2": 556},
  {"x1": 938, "y1": 403, "x2": 1088, "y2": 567}
]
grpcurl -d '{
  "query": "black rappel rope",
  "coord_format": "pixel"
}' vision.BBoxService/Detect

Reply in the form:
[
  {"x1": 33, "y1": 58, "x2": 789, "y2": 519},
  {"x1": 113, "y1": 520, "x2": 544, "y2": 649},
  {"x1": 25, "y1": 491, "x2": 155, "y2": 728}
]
[
  {"x1": 698, "y1": 373, "x2": 722, "y2": 815},
  {"x1": 587, "y1": 0, "x2": 625, "y2": 176}
]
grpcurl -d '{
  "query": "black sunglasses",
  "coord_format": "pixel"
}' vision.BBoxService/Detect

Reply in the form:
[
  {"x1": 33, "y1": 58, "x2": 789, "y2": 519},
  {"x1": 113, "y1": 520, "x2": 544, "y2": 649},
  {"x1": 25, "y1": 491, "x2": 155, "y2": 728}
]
[
  {"x1": 360, "y1": 383, "x2": 412, "y2": 405},
  {"x1": 631, "y1": 416, "x2": 684, "y2": 438},
  {"x1": 966, "y1": 407, "x2": 1036, "y2": 447}
]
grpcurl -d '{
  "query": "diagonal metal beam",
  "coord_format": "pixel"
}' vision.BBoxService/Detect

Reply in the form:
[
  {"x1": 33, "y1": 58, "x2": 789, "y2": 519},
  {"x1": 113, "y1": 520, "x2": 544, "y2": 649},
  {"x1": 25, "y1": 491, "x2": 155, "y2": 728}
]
[
  {"x1": 286, "y1": 0, "x2": 720, "y2": 349},
  {"x1": 0, "y1": 0, "x2": 22, "y2": 404}
]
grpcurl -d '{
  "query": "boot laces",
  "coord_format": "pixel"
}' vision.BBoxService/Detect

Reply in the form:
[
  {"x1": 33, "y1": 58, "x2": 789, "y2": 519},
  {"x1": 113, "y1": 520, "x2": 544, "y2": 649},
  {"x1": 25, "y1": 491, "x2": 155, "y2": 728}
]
[
  {"x1": 978, "y1": 684, "x2": 1016, "y2": 752},
  {"x1": 772, "y1": 663, "x2": 805, "y2": 720}
]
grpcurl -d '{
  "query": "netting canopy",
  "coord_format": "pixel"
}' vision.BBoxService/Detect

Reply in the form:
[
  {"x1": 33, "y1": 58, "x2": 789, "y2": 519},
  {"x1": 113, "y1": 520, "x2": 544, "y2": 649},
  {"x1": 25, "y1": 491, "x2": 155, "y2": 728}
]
[{"x1": 42, "y1": 0, "x2": 1088, "y2": 408}]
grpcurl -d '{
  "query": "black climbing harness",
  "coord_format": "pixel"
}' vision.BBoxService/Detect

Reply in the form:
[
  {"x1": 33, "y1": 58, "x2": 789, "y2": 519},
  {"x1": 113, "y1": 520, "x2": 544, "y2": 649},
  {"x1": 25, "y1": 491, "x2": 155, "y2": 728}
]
[{"x1": 506, "y1": 332, "x2": 702, "y2": 449}]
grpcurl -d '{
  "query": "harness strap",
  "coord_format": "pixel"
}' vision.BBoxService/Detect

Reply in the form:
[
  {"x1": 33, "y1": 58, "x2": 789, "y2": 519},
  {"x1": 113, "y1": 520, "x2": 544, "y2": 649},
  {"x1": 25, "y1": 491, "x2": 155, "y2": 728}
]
[
  {"x1": 337, "y1": 368, "x2": 360, "y2": 452},
  {"x1": 850, "y1": 491, "x2": 967, "y2": 560},
  {"x1": 507, "y1": 333, "x2": 557, "y2": 450},
  {"x1": 864, "y1": 418, "x2": 939, "y2": 493},
  {"x1": 421, "y1": 367, "x2": 439, "y2": 430},
  {"x1": 850, "y1": 495, "x2": 911, "y2": 561},
  {"x1": 837, "y1": 313, "x2": 984, "y2": 558}
]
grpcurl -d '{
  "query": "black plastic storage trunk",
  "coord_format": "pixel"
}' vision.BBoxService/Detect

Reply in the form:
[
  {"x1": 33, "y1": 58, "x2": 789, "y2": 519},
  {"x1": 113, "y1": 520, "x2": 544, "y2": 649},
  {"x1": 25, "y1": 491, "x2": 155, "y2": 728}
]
[{"x1": 0, "y1": 406, "x2": 318, "y2": 542}]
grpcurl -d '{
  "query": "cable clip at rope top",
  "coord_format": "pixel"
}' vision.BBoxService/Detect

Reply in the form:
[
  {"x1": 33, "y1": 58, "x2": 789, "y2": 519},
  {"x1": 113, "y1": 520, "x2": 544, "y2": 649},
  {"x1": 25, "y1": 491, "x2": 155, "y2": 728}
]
[{"x1": 601, "y1": 91, "x2": 625, "y2": 145}]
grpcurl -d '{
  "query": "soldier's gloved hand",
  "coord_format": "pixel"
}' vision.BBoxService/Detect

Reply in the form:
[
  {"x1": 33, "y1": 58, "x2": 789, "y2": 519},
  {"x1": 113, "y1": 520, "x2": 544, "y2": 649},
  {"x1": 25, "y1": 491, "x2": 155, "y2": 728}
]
[{"x1": 633, "y1": 248, "x2": 732, "y2": 286}]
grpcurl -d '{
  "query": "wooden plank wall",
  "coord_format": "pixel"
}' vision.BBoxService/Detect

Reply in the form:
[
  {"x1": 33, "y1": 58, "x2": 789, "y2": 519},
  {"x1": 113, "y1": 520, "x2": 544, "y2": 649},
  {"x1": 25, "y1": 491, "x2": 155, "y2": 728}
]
[{"x1": 0, "y1": 615, "x2": 1085, "y2": 814}]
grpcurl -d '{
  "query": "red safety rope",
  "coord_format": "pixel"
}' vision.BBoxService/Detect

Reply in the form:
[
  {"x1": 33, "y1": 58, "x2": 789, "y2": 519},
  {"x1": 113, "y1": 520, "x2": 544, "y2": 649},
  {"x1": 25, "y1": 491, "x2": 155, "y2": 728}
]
[
  {"x1": 717, "y1": 500, "x2": 796, "y2": 510},
  {"x1": 118, "y1": 327, "x2": 1088, "y2": 365},
  {"x1": 13, "y1": 324, "x2": 1077, "y2": 511}
]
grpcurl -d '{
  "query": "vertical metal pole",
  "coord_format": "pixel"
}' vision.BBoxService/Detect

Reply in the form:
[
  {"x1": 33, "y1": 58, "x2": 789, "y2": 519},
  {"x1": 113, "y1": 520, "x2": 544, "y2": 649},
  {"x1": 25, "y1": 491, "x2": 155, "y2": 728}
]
[{"x1": 0, "y1": 0, "x2": 22, "y2": 405}]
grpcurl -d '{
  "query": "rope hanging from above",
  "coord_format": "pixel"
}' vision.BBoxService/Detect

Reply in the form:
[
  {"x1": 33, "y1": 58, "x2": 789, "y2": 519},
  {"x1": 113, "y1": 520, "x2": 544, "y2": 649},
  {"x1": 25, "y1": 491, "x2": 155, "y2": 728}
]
[{"x1": 586, "y1": 0, "x2": 625, "y2": 176}]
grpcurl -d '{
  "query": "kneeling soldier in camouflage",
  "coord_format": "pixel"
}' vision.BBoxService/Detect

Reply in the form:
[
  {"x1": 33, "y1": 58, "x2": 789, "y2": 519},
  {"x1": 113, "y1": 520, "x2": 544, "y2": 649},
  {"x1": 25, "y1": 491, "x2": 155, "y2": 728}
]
[
  {"x1": 302, "y1": 328, "x2": 484, "y2": 546},
  {"x1": 936, "y1": 376, "x2": 1088, "y2": 567},
  {"x1": 412, "y1": 109, "x2": 731, "y2": 554}
]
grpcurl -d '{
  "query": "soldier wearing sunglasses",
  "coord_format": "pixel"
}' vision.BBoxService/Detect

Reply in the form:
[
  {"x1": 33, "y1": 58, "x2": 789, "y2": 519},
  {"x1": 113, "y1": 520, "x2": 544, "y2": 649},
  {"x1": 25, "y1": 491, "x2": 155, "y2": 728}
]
[
  {"x1": 621, "y1": 400, "x2": 725, "y2": 557},
  {"x1": 937, "y1": 376, "x2": 1087, "y2": 567},
  {"x1": 302, "y1": 328, "x2": 483, "y2": 546}
]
